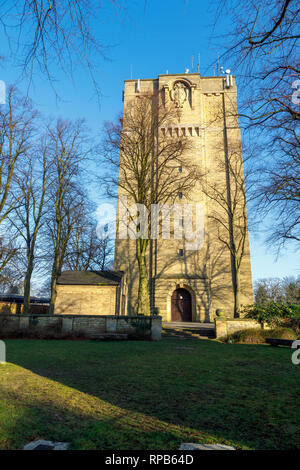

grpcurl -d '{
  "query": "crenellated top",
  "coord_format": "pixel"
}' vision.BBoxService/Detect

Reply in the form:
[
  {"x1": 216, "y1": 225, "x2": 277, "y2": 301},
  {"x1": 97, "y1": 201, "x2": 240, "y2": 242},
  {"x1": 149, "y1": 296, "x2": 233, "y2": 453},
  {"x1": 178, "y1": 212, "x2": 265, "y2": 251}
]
[{"x1": 160, "y1": 125, "x2": 201, "y2": 137}]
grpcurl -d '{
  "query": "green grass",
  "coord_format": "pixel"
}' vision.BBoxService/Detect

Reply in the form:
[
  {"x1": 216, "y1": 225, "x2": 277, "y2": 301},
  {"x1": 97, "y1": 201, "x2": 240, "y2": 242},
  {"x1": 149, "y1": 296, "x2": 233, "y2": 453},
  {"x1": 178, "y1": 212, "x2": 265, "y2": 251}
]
[{"x1": 0, "y1": 338, "x2": 299, "y2": 450}]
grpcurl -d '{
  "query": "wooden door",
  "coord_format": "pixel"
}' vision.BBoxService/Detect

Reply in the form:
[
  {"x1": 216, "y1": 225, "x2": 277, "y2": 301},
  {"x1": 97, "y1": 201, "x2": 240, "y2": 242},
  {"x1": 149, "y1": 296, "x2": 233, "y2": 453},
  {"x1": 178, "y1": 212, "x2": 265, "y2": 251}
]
[{"x1": 171, "y1": 288, "x2": 192, "y2": 322}]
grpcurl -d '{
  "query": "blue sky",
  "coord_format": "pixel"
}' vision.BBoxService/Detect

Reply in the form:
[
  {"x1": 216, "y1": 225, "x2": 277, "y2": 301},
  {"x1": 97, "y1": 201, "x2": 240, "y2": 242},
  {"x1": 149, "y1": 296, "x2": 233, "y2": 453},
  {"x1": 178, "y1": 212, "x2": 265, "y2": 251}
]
[{"x1": 1, "y1": 0, "x2": 299, "y2": 282}]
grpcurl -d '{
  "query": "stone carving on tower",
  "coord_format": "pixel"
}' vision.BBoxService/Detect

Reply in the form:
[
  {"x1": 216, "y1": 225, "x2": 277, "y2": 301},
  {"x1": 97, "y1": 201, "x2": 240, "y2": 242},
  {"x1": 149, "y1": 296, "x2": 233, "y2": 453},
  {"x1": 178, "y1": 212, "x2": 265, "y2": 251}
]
[{"x1": 170, "y1": 81, "x2": 189, "y2": 108}]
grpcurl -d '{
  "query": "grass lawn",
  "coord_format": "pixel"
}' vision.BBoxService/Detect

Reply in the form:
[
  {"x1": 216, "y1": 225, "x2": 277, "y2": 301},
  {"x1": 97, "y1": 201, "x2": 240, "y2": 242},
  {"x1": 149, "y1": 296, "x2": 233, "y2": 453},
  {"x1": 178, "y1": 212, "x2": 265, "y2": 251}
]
[{"x1": 0, "y1": 338, "x2": 299, "y2": 450}]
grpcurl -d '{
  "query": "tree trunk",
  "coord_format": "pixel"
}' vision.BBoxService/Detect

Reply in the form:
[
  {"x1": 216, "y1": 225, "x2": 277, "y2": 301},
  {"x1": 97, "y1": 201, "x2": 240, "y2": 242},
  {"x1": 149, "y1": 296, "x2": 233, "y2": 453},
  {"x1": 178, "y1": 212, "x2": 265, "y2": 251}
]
[
  {"x1": 23, "y1": 255, "x2": 34, "y2": 315},
  {"x1": 234, "y1": 262, "x2": 241, "y2": 318},
  {"x1": 49, "y1": 275, "x2": 57, "y2": 315},
  {"x1": 49, "y1": 209, "x2": 63, "y2": 315},
  {"x1": 49, "y1": 250, "x2": 60, "y2": 315},
  {"x1": 136, "y1": 239, "x2": 149, "y2": 315}
]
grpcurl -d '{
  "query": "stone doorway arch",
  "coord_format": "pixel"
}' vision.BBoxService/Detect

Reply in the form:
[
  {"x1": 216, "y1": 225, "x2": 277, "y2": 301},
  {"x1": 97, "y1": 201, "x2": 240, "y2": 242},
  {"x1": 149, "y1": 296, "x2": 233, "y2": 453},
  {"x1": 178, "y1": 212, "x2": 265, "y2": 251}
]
[{"x1": 171, "y1": 288, "x2": 192, "y2": 322}]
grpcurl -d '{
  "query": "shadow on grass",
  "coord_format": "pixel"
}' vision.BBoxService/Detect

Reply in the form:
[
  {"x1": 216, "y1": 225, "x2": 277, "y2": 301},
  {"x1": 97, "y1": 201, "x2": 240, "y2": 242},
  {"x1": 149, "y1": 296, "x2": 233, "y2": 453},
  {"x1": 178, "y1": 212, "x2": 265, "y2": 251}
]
[
  {"x1": 0, "y1": 368, "x2": 228, "y2": 450},
  {"x1": 2, "y1": 339, "x2": 299, "y2": 450}
]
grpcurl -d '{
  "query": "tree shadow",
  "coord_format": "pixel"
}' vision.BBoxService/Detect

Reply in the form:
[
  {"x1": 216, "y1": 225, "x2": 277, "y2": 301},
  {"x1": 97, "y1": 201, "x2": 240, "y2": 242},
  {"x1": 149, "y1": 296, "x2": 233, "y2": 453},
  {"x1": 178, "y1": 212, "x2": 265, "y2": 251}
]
[
  {"x1": 0, "y1": 356, "x2": 237, "y2": 450},
  {"x1": 4, "y1": 339, "x2": 299, "y2": 450}
]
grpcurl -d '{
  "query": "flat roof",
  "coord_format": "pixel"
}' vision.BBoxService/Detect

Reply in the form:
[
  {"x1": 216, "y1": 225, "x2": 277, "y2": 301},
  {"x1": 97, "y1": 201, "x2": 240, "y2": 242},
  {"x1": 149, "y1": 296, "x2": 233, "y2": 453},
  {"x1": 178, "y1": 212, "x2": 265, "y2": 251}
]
[{"x1": 124, "y1": 74, "x2": 234, "y2": 82}]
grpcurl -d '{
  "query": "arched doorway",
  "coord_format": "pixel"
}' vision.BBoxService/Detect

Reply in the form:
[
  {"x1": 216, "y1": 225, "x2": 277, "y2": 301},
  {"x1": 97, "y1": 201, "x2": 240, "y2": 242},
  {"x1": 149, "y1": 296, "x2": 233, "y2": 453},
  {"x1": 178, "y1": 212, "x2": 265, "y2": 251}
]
[{"x1": 171, "y1": 288, "x2": 192, "y2": 322}]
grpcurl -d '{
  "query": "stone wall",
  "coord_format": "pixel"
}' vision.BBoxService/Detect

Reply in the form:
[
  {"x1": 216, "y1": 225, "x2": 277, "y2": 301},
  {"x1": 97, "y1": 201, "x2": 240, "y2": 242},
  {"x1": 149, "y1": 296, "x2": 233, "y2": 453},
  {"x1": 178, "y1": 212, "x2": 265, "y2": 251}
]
[
  {"x1": 0, "y1": 314, "x2": 162, "y2": 340},
  {"x1": 215, "y1": 318, "x2": 264, "y2": 338},
  {"x1": 55, "y1": 285, "x2": 118, "y2": 315}
]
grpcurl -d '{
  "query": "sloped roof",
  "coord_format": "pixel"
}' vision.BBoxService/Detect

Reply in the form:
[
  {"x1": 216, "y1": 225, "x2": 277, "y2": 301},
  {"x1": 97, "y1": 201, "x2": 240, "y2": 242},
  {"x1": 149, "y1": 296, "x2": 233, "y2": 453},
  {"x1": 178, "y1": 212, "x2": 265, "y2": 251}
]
[
  {"x1": 0, "y1": 294, "x2": 50, "y2": 304},
  {"x1": 57, "y1": 270, "x2": 123, "y2": 286}
]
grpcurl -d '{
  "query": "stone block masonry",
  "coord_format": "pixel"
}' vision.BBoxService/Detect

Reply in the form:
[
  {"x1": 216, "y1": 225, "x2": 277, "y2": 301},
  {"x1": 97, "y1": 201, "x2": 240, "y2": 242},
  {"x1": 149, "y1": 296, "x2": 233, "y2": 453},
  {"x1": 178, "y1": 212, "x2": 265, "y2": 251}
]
[
  {"x1": 114, "y1": 73, "x2": 253, "y2": 322},
  {"x1": 0, "y1": 314, "x2": 162, "y2": 341},
  {"x1": 215, "y1": 318, "x2": 265, "y2": 339}
]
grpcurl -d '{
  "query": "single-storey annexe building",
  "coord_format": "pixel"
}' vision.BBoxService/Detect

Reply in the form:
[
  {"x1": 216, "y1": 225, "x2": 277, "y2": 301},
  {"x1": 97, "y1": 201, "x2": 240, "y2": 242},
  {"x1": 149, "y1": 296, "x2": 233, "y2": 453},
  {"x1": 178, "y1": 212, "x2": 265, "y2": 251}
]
[{"x1": 55, "y1": 270, "x2": 126, "y2": 316}]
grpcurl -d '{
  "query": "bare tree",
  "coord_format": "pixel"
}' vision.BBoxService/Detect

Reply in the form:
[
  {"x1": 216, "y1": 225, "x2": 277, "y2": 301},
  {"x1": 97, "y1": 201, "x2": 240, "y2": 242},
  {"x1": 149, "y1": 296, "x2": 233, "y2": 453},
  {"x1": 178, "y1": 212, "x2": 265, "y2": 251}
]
[
  {"x1": 254, "y1": 276, "x2": 300, "y2": 304},
  {"x1": 215, "y1": 0, "x2": 299, "y2": 120},
  {"x1": 213, "y1": 0, "x2": 300, "y2": 249},
  {"x1": 0, "y1": 86, "x2": 37, "y2": 292},
  {"x1": 9, "y1": 142, "x2": 51, "y2": 314},
  {"x1": 0, "y1": 238, "x2": 20, "y2": 289},
  {"x1": 283, "y1": 276, "x2": 300, "y2": 304},
  {"x1": 0, "y1": 1, "x2": 127, "y2": 93},
  {"x1": 257, "y1": 124, "x2": 299, "y2": 246},
  {"x1": 63, "y1": 220, "x2": 113, "y2": 271},
  {"x1": 44, "y1": 119, "x2": 90, "y2": 314},
  {"x1": 254, "y1": 278, "x2": 283, "y2": 304},
  {"x1": 0, "y1": 86, "x2": 37, "y2": 225},
  {"x1": 102, "y1": 93, "x2": 200, "y2": 315},
  {"x1": 202, "y1": 140, "x2": 252, "y2": 317}
]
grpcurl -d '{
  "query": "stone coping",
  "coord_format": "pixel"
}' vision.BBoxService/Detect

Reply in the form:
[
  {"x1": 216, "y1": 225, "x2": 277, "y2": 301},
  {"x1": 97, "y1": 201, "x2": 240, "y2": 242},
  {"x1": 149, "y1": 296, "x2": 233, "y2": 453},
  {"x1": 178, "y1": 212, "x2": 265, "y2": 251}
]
[
  {"x1": 215, "y1": 318, "x2": 256, "y2": 322},
  {"x1": 2, "y1": 314, "x2": 162, "y2": 320}
]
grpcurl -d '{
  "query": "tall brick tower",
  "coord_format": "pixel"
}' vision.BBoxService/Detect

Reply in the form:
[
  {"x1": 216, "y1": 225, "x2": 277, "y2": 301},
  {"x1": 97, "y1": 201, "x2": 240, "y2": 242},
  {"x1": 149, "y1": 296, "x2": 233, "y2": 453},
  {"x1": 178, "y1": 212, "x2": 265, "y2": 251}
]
[{"x1": 114, "y1": 72, "x2": 253, "y2": 322}]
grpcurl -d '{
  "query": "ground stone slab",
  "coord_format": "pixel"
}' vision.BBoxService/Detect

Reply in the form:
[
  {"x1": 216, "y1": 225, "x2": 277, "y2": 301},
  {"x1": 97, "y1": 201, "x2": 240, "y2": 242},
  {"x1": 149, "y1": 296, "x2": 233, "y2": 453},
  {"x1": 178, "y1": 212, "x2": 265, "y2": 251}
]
[
  {"x1": 23, "y1": 440, "x2": 69, "y2": 450},
  {"x1": 179, "y1": 443, "x2": 235, "y2": 451}
]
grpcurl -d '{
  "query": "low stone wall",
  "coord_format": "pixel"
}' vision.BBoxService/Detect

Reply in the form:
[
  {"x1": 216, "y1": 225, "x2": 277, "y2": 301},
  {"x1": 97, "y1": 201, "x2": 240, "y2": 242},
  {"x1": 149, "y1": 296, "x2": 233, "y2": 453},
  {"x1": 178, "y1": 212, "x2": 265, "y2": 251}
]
[
  {"x1": 215, "y1": 318, "x2": 264, "y2": 339},
  {"x1": 0, "y1": 314, "x2": 162, "y2": 341}
]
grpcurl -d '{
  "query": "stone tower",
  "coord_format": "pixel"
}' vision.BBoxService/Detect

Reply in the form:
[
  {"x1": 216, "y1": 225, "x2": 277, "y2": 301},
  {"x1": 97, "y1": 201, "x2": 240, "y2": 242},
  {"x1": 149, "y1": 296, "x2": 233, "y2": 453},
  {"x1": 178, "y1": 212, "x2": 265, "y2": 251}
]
[{"x1": 114, "y1": 72, "x2": 253, "y2": 322}]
